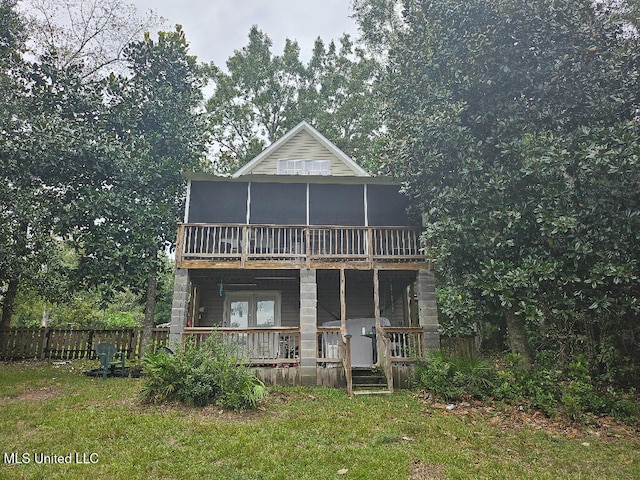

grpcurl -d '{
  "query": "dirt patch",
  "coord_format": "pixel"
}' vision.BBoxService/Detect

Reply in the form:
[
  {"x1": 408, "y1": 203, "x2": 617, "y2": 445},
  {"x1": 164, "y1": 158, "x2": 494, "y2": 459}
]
[
  {"x1": 419, "y1": 396, "x2": 639, "y2": 441},
  {"x1": 410, "y1": 460, "x2": 446, "y2": 480},
  {"x1": 127, "y1": 397, "x2": 274, "y2": 424},
  {"x1": 3, "y1": 385, "x2": 61, "y2": 402}
]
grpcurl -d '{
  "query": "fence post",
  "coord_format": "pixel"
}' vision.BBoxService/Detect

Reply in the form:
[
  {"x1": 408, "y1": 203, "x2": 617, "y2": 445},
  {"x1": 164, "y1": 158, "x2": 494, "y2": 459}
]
[
  {"x1": 87, "y1": 330, "x2": 95, "y2": 359},
  {"x1": 133, "y1": 328, "x2": 141, "y2": 360},
  {"x1": 40, "y1": 327, "x2": 49, "y2": 360},
  {"x1": 128, "y1": 329, "x2": 136, "y2": 360}
]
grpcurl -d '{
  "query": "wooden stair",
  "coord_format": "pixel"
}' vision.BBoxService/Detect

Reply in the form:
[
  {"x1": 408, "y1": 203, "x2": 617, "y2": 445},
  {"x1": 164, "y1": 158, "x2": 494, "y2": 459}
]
[{"x1": 351, "y1": 367, "x2": 391, "y2": 395}]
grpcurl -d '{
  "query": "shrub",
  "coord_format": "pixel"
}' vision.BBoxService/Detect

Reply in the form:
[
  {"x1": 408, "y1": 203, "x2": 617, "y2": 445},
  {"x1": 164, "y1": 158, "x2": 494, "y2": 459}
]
[
  {"x1": 493, "y1": 354, "x2": 640, "y2": 423},
  {"x1": 412, "y1": 351, "x2": 640, "y2": 424},
  {"x1": 141, "y1": 334, "x2": 267, "y2": 410},
  {"x1": 493, "y1": 354, "x2": 563, "y2": 416},
  {"x1": 411, "y1": 351, "x2": 497, "y2": 401}
]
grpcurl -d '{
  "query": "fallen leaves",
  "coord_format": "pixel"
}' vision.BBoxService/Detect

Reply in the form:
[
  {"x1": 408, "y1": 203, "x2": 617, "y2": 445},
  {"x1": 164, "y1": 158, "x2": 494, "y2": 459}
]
[{"x1": 419, "y1": 396, "x2": 639, "y2": 441}]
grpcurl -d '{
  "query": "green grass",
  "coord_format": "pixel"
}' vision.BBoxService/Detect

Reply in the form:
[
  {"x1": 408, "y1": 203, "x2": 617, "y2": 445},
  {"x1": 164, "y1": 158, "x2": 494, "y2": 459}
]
[{"x1": 0, "y1": 361, "x2": 638, "y2": 479}]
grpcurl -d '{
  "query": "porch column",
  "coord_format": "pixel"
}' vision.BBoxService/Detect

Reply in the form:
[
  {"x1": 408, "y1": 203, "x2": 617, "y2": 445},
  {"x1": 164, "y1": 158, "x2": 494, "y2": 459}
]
[
  {"x1": 417, "y1": 269, "x2": 440, "y2": 351},
  {"x1": 169, "y1": 268, "x2": 190, "y2": 348},
  {"x1": 373, "y1": 268, "x2": 380, "y2": 330},
  {"x1": 299, "y1": 268, "x2": 318, "y2": 386},
  {"x1": 340, "y1": 268, "x2": 346, "y2": 333}
]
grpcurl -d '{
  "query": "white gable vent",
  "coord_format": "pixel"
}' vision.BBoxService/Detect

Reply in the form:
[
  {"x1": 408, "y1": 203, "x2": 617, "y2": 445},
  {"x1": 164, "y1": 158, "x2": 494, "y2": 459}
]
[{"x1": 277, "y1": 159, "x2": 331, "y2": 175}]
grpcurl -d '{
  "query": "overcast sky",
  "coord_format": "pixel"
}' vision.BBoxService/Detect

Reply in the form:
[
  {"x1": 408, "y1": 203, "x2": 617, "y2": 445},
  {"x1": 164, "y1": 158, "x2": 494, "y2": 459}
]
[{"x1": 131, "y1": 0, "x2": 359, "y2": 67}]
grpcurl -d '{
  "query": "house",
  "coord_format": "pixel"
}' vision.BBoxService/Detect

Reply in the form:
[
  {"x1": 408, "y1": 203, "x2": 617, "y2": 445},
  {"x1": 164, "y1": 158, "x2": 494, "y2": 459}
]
[{"x1": 169, "y1": 121, "x2": 438, "y2": 393}]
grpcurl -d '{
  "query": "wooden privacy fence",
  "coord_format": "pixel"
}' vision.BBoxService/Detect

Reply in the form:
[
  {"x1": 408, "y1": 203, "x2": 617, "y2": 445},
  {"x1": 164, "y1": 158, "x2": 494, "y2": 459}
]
[
  {"x1": 0, "y1": 327, "x2": 170, "y2": 361},
  {"x1": 440, "y1": 335, "x2": 477, "y2": 359}
]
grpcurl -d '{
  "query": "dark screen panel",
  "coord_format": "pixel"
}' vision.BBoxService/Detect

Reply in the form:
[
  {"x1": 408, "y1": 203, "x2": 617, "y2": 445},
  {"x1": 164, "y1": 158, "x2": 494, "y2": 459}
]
[
  {"x1": 188, "y1": 181, "x2": 247, "y2": 223},
  {"x1": 367, "y1": 184, "x2": 417, "y2": 226},
  {"x1": 250, "y1": 183, "x2": 306, "y2": 224},
  {"x1": 309, "y1": 184, "x2": 365, "y2": 226}
]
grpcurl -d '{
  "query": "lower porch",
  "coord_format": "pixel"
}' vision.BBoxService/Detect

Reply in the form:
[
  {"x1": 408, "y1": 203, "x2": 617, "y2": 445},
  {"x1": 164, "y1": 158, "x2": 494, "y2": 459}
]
[
  {"x1": 169, "y1": 267, "x2": 439, "y2": 392},
  {"x1": 180, "y1": 325, "x2": 426, "y2": 390}
]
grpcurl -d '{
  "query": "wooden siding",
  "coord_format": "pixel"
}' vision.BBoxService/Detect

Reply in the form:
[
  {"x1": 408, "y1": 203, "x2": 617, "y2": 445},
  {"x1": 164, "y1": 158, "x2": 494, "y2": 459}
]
[
  {"x1": 192, "y1": 277, "x2": 300, "y2": 328},
  {"x1": 247, "y1": 130, "x2": 357, "y2": 176}
]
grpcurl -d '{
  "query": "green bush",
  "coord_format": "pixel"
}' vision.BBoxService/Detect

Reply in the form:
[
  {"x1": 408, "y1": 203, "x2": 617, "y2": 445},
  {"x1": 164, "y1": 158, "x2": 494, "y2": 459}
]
[
  {"x1": 412, "y1": 351, "x2": 639, "y2": 424},
  {"x1": 493, "y1": 354, "x2": 563, "y2": 416},
  {"x1": 411, "y1": 351, "x2": 497, "y2": 401},
  {"x1": 492, "y1": 354, "x2": 640, "y2": 423},
  {"x1": 141, "y1": 334, "x2": 267, "y2": 410}
]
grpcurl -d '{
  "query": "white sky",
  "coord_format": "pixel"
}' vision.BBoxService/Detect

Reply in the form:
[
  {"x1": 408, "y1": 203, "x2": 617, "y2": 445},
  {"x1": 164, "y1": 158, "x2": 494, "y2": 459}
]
[{"x1": 130, "y1": 0, "x2": 359, "y2": 66}]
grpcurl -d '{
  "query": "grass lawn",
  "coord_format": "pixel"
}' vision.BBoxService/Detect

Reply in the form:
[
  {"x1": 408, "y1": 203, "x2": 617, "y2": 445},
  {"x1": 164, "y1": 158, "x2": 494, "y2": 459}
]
[{"x1": 0, "y1": 361, "x2": 638, "y2": 480}]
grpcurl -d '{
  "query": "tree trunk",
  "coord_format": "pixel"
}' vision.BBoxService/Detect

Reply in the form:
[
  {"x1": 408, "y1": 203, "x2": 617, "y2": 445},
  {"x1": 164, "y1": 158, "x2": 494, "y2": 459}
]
[
  {"x1": 504, "y1": 308, "x2": 534, "y2": 370},
  {"x1": 1, "y1": 278, "x2": 19, "y2": 329},
  {"x1": 41, "y1": 306, "x2": 51, "y2": 327},
  {"x1": 139, "y1": 263, "x2": 158, "y2": 360}
]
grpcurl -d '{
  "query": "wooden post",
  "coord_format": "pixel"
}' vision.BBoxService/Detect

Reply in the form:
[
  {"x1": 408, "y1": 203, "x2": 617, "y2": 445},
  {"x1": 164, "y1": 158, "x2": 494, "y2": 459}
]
[
  {"x1": 402, "y1": 286, "x2": 410, "y2": 327},
  {"x1": 187, "y1": 284, "x2": 197, "y2": 327},
  {"x1": 175, "y1": 225, "x2": 184, "y2": 267},
  {"x1": 305, "y1": 226, "x2": 311, "y2": 268},
  {"x1": 343, "y1": 334, "x2": 352, "y2": 396},
  {"x1": 127, "y1": 328, "x2": 136, "y2": 360},
  {"x1": 367, "y1": 228, "x2": 374, "y2": 268},
  {"x1": 340, "y1": 268, "x2": 346, "y2": 334},
  {"x1": 373, "y1": 268, "x2": 380, "y2": 331},
  {"x1": 241, "y1": 225, "x2": 247, "y2": 268},
  {"x1": 41, "y1": 327, "x2": 51, "y2": 360},
  {"x1": 39, "y1": 327, "x2": 49, "y2": 360}
]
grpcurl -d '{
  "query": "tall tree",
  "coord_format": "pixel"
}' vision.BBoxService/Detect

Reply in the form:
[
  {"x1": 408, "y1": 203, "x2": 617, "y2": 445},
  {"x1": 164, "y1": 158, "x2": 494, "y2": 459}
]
[
  {"x1": 298, "y1": 35, "x2": 382, "y2": 172},
  {"x1": 1, "y1": 0, "x2": 110, "y2": 326},
  {"x1": 206, "y1": 26, "x2": 382, "y2": 173},
  {"x1": 69, "y1": 26, "x2": 207, "y2": 354},
  {"x1": 1, "y1": 0, "x2": 160, "y2": 327},
  {"x1": 0, "y1": 0, "x2": 29, "y2": 327},
  {"x1": 22, "y1": 0, "x2": 162, "y2": 78},
  {"x1": 373, "y1": 0, "x2": 640, "y2": 369},
  {"x1": 0, "y1": 51, "x2": 119, "y2": 327},
  {"x1": 206, "y1": 26, "x2": 304, "y2": 170}
]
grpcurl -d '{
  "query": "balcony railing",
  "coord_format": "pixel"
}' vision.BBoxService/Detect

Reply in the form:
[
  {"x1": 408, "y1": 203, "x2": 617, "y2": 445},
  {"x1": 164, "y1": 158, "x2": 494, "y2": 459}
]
[{"x1": 176, "y1": 224, "x2": 428, "y2": 268}]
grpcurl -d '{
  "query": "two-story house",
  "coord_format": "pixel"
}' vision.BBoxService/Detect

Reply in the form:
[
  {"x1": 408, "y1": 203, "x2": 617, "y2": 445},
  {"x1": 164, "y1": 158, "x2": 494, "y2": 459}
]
[{"x1": 169, "y1": 121, "x2": 438, "y2": 394}]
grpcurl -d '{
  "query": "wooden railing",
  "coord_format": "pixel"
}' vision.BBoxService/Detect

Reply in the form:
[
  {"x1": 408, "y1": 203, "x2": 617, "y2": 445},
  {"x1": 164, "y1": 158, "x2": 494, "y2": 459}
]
[
  {"x1": 177, "y1": 223, "x2": 428, "y2": 267},
  {"x1": 316, "y1": 327, "x2": 343, "y2": 364},
  {"x1": 317, "y1": 327, "x2": 352, "y2": 394},
  {"x1": 182, "y1": 327, "x2": 300, "y2": 365},
  {"x1": 382, "y1": 327, "x2": 425, "y2": 363},
  {"x1": 377, "y1": 326, "x2": 394, "y2": 393}
]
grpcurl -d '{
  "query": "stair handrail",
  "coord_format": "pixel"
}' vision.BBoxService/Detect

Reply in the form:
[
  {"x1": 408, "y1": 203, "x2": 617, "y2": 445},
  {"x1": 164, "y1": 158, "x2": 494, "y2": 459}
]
[{"x1": 376, "y1": 326, "x2": 394, "y2": 393}]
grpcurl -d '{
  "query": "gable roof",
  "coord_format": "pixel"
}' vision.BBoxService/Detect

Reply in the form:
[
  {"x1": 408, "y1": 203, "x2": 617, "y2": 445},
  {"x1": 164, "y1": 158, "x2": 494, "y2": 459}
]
[{"x1": 231, "y1": 121, "x2": 370, "y2": 178}]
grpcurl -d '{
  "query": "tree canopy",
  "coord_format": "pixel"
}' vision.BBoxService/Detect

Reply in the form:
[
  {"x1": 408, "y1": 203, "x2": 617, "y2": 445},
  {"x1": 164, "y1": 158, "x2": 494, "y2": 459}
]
[
  {"x1": 0, "y1": 0, "x2": 206, "y2": 341},
  {"x1": 368, "y1": 0, "x2": 640, "y2": 374},
  {"x1": 205, "y1": 26, "x2": 383, "y2": 173},
  {"x1": 22, "y1": 0, "x2": 162, "y2": 79}
]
